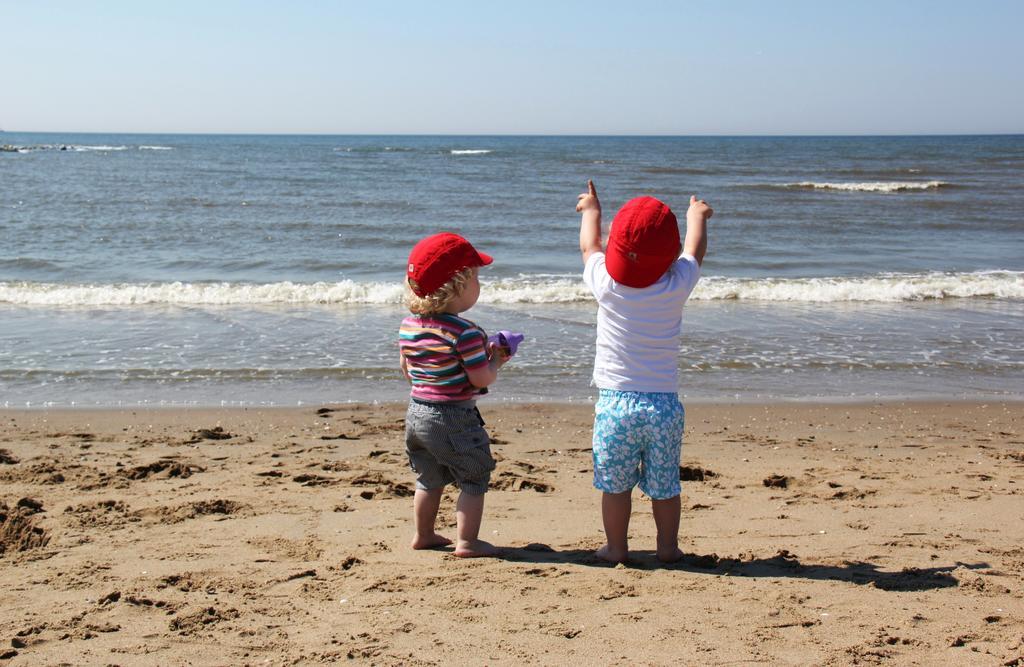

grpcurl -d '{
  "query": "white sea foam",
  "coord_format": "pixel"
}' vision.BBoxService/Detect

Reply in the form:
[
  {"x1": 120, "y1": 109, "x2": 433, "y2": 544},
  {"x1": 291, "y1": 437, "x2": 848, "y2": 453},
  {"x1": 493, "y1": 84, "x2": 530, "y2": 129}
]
[
  {"x1": 694, "y1": 271, "x2": 1024, "y2": 302},
  {"x1": 139, "y1": 145, "x2": 173, "y2": 150},
  {"x1": 3, "y1": 144, "x2": 130, "y2": 153},
  {"x1": 0, "y1": 281, "x2": 406, "y2": 306},
  {"x1": 778, "y1": 180, "x2": 948, "y2": 193},
  {"x1": 335, "y1": 146, "x2": 415, "y2": 153},
  {"x1": 450, "y1": 149, "x2": 492, "y2": 155},
  {"x1": 71, "y1": 145, "x2": 129, "y2": 152},
  {"x1": 485, "y1": 278, "x2": 591, "y2": 303},
  {"x1": 1, "y1": 272, "x2": 1021, "y2": 307}
]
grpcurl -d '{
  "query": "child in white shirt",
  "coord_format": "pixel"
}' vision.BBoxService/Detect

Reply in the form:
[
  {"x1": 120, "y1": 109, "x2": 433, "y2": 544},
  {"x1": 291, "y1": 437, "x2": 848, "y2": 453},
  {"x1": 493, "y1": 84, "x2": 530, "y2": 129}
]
[{"x1": 576, "y1": 180, "x2": 712, "y2": 563}]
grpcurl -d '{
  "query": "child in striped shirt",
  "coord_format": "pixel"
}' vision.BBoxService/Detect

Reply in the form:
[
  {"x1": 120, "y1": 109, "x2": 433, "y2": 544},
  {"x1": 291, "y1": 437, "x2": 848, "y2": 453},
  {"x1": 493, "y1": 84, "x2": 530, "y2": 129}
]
[{"x1": 399, "y1": 232, "x2": 508, "y2": 557}]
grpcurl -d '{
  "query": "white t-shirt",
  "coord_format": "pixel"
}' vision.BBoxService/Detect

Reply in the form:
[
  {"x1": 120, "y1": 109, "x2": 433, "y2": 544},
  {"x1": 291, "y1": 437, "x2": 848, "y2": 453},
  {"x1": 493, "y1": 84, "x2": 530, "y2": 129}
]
[{"x1": 583, "y1": 251, "x2": 701, "y2": 393}]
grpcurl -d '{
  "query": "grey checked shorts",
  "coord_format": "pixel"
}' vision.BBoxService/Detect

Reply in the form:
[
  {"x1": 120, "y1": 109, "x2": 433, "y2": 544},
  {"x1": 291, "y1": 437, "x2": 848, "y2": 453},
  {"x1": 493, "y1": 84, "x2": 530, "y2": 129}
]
[{"x1": 404, "y1": 399, "x2": 495, "y2": 495}]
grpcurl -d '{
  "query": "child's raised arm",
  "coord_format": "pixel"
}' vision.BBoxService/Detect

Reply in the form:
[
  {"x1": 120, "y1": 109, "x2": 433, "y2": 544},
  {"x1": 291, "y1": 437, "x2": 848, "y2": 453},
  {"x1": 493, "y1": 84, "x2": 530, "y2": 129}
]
[
  {"x1": 577, "y1": 179, "x2": 603, "y2": 264},
  {"x1": 683, "y1": 195, "x2": 713, "y2": 266}
]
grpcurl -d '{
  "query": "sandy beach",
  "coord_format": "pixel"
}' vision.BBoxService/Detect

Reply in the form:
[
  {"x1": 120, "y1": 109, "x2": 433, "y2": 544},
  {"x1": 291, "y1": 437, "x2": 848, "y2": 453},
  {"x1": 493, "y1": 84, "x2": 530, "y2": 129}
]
[{"x1": 1, "y1": 401, "x2": 1022, "y2": 665}]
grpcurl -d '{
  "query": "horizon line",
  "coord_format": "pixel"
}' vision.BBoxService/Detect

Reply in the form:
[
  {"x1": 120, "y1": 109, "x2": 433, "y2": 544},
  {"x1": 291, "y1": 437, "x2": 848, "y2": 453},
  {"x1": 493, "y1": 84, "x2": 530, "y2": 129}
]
[{"x1": 3, "y1": 129, "x2": 1024, "y2": 139}]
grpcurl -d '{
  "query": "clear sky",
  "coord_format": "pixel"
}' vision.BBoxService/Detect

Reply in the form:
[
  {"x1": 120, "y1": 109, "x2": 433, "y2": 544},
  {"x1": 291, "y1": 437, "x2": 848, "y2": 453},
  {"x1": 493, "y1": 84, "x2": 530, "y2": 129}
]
[{"x1": 3, "y1": 0, "x2": 1023, "y2": 135}]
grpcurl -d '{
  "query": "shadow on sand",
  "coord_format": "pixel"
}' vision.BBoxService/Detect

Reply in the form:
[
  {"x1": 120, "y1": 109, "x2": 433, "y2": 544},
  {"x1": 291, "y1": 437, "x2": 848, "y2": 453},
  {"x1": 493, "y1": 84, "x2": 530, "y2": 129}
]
[{"x1": 491, "y1": 544, "x2": 987, "y2": 592}]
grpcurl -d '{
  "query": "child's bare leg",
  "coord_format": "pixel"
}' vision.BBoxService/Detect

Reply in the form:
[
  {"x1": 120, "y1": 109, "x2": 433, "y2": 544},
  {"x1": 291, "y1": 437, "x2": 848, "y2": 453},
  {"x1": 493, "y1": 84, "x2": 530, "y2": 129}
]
[
  {"x1": 596, "y1": 490, "x2": 631, "y2": 563},
  {"x1": 453, "y1": 490, "x2": 496, "y2": 558},
  {"x1": 652, "y1": 495, "x2": 683, "y2": 562},
  {"x1": 411, "y1": 487, "x2": 451, "y2": 549}
]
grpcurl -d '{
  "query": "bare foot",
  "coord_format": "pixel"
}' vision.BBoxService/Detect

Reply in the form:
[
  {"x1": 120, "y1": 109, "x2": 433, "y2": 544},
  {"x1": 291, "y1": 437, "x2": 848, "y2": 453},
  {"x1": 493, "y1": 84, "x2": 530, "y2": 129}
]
[
  {"x1": 657, "y1": 547, "x2": 684, "y2": 564},
  {"x1": 453, "y1": 539, "x2": 498, "y2": 558},
  {"x1": 411, "y1": 533, "x2": 452, "y2": 550},
  {"x1": 595, "y1": 544, "x2": 628, "y2": 564}
]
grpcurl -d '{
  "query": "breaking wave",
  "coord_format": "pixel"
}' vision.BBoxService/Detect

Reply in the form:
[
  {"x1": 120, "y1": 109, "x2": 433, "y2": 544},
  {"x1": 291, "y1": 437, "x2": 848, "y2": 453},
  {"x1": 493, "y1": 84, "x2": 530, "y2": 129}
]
[
  {"x1": 3, "y1": 144, "x2": 141, "y2": 153},
  {"x1": 1, "y1": 271, "x2": 1021, "y2": 306},
  {"x1": 70, "y1": 145, "x2": 129, "y2": 152},
  {"x1": 772, "y1": 180, "x2": 949, "y2": 193}
]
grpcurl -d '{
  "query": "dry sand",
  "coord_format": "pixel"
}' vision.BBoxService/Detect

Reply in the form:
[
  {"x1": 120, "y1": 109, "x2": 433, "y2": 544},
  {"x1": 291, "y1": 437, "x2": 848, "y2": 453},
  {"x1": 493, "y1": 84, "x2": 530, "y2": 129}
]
[{"x1": 1, "y1": 401, "x2": 1022, "y2": 665}]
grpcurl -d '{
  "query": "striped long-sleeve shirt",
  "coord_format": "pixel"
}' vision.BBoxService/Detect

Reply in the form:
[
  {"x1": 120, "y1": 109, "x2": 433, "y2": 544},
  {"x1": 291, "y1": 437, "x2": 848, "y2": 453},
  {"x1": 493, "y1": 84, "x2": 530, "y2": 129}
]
[{"x1": 399, "y1": 313, "x2": 489, "y2": 402}]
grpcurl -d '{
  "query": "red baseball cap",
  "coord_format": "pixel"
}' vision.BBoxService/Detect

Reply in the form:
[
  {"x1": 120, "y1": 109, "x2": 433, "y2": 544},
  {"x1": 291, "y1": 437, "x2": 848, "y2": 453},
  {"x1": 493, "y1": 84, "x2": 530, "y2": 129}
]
[
  {"x1": 406, "y1": 232, "x2": 493, "y2": 297},
  {"x1": 605, "y1": 196, "x2": 680, "y2": 288}
]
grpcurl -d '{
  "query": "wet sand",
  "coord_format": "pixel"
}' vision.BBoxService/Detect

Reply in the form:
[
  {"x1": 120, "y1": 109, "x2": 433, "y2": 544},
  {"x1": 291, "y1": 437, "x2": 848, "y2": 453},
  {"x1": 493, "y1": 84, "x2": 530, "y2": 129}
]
[{"x1": 1, "y1": 401, "x2": 1022, "y2": 665}]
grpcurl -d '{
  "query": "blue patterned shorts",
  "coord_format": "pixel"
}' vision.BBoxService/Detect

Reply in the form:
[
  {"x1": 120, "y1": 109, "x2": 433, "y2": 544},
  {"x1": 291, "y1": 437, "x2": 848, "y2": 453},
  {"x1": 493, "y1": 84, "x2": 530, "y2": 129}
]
[{"x1": 592, "y1": 389, "x2": 685, "y2": 499}]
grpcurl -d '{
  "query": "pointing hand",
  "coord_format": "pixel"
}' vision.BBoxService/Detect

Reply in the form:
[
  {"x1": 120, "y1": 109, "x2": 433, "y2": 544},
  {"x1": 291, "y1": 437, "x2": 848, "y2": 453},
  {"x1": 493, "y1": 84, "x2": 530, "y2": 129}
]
[
  {"x1": 576, "y1": 179, "x2": 601, "y2": 213},
  {"x1": 687, "y1": 194, "x2": 713, "y2": 221}
]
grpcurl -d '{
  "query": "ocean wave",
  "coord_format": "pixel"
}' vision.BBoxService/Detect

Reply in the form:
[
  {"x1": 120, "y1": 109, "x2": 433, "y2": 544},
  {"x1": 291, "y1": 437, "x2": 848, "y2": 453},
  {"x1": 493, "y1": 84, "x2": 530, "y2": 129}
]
[
  {"x1": 450, "y1": 149, "x2": 492, "y2": 155},
  {"x1": 0, "y1": 280, "x2": 407, "y2": 306},
  {"x1": 139, "y1": 145, "x2": 173, "y2": 150},
  {"x1": 2, "y1": 357, "x2": 1015, "y2": 387},
  {"x1": 774, "y1": 180, "x2": 949, "y2": 193},
  {"x1": 3, "y1": 143, "x2": 128, "y2": 154},
  {"x1": 2, "y1": 144, "x2": 45, "y2": 153},
  {"x1": 335, "y1": 146, "x2": 416, "y2": 153},
  {"x1": 0, "y1": 367, "x2": 390, "y2": 383},
  {"x1": 1, "y1": 271, "x2": 1021, "y2": 306},
  {"x1": 71, "y1": 145, "x2": 129, "y2": 152},
  {"x1": 695, "y1": 271, "x2": 1024, "y2": 302}
]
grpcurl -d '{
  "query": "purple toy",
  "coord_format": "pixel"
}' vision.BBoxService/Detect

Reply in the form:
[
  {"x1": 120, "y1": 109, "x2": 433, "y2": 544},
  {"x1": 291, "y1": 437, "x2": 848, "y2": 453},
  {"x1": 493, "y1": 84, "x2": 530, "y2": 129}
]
[{"x1": 488, "y1": 330, "x2": 525, "y2": 357}]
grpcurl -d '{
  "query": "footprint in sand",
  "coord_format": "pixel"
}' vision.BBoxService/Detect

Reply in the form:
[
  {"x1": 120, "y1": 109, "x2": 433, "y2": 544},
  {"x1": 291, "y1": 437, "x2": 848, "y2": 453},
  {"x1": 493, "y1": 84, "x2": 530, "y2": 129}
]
[
  {"x1": 187, "y1": 427, "x2": 235, "y2": 442},
  {"x1": 120, "y1": 459, "x2": 204, "y2": 480},
  {"x1": 828, "y1": 487, "x2": 875, "y2": 500},
  {"x1": 168, "y1": 606, "x2": 240, "y2": 635},
  {"x1": 0, "y1": 461, "x2": 66, "y2": 485},
  {"x1": 292, "y1": 473, "x2": 336, "y2": 487},
  {"x1": 0, "y1": 499, "x2": 51, "y2": 555},
  {"x1": 133, "y1": 500, "x2": 244, "y2": 524},
  {"x1": 347, "y1": 471, "x2": 415, "y2": 498},
  {"x1": 63, "y1": 500, "x2": 134, "y2": 528},
  {"x1": 598, "y1": 583, "x2": 638, "y2": 600},
  {"x1": 679, "y1": 465, "x2": 717, "y2": 482},
  {"x1": 367, "y1": 450, "x2": 403, "y2": 465},
  {"x1": 492, "y1": 471, "x2": 553, "y2": 493}
]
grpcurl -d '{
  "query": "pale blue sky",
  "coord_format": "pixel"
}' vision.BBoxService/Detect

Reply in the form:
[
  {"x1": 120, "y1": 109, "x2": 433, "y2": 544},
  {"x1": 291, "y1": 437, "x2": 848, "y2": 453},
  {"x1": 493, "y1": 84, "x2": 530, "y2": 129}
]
[{"x1": 3, "y1": 1, "x2": 1023, "y2": 134}]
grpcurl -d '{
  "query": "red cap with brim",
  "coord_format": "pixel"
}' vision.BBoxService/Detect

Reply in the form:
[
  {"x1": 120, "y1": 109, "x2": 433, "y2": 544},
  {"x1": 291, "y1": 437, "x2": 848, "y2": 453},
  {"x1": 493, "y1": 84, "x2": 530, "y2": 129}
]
[
  {"x1": 407, "y1": 232, "x2": 493, "y2": 297},
  {"x1": 605, "y1": 196, "x2": 679, "y2": 288}
]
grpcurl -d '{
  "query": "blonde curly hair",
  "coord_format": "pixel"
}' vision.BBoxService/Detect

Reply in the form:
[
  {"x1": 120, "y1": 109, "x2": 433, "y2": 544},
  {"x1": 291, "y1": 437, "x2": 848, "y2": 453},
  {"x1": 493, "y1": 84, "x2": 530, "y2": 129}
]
[{"x1": 405, "y1": 266, "x2": 475, "y2": 315}]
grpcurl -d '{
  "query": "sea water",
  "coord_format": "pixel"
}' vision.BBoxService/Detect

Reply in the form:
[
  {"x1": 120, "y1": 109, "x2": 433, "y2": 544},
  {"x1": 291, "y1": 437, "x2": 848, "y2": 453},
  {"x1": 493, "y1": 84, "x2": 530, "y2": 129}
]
[{"x1": 1, "y1": 134, "x2": 1022, "y2": 406}]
